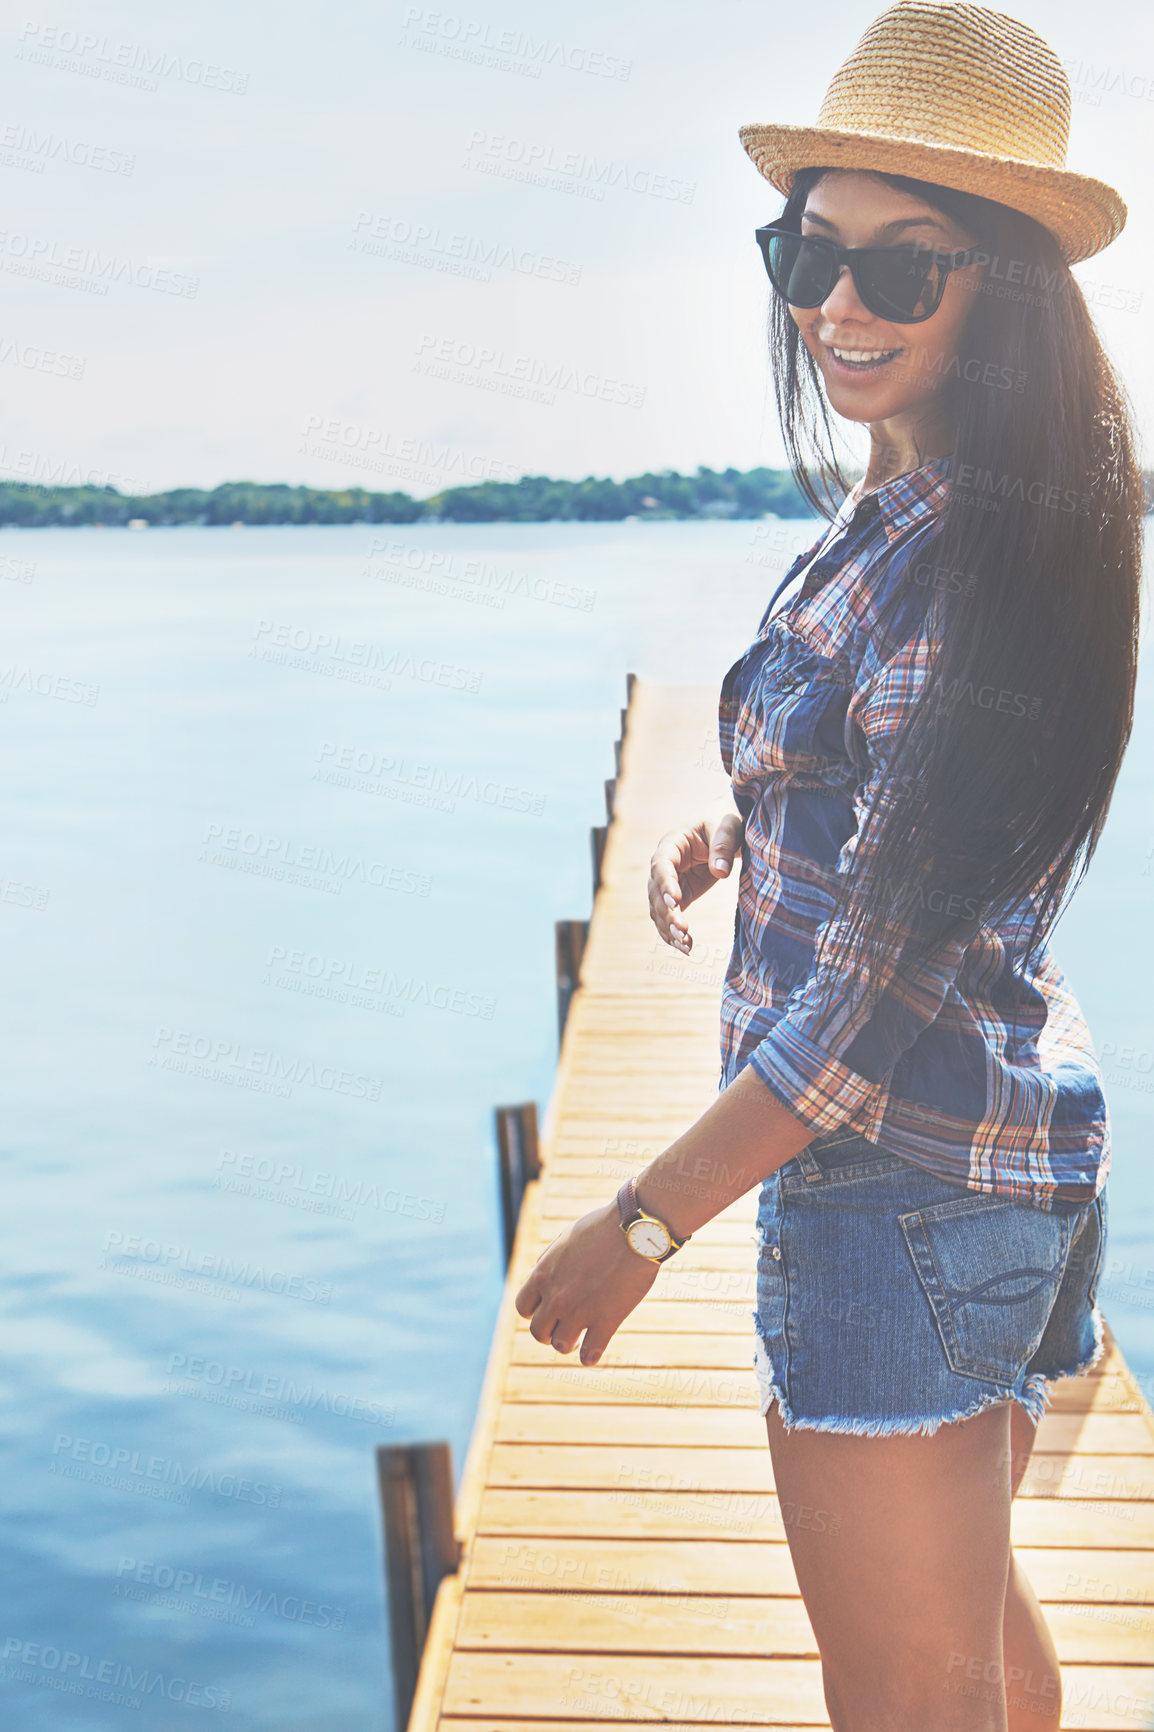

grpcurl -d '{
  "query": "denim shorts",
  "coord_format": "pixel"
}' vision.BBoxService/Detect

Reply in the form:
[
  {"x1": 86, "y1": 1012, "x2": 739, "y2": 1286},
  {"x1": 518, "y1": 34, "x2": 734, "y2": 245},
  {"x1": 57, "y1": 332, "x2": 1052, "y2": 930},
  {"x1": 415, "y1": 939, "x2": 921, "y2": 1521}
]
[{"x1": 752, "y1": 1126, "x2": 1109, "y2": 1438}]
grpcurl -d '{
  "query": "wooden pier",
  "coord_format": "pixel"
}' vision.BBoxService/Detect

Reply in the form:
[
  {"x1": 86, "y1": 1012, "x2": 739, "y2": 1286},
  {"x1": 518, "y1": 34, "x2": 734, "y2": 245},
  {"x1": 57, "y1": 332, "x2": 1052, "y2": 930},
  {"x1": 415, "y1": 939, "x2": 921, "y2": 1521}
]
[{"x1": 402, "y1": 676, "x2": 1154, "y2": 1730}]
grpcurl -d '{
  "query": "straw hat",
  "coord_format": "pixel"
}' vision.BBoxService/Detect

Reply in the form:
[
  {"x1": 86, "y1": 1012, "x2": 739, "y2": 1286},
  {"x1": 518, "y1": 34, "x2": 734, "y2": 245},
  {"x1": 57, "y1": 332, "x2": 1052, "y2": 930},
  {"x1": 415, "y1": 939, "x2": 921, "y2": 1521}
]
[{"x1": 739, "y1": 0, "x2": 1126, "y2": 264}]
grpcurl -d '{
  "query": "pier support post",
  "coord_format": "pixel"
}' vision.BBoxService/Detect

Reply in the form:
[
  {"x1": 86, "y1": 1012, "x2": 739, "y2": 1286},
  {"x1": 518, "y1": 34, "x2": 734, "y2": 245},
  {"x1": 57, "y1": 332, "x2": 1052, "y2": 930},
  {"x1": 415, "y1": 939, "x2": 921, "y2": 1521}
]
[
  {"x1": 590, "y1": 823, "x2": 607, "y2": 894},
  {"x1": 592, "y1": 672, "x2": 634, "y2": 893},
  {"x1": 377, "y1": 1440, "x2": 460, "y2": 1729},
  {"x1": 495, "y1": 1101, "x2": 541, "y2": 1267},
  {"x1": 554, "y1": 918, "x2": 588, "y2": 1042}
]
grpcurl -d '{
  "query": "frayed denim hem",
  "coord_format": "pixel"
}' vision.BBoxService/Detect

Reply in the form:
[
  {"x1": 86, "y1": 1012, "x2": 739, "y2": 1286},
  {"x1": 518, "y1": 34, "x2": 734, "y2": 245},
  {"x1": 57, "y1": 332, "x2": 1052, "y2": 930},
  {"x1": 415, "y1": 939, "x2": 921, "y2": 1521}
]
[
  {"x1": 1017, "y1": 1301, "x2": 1109, "y2": 1425},
  {"x1": 751, "y1": 1319, "x2": 1105, "y2": 1442}
]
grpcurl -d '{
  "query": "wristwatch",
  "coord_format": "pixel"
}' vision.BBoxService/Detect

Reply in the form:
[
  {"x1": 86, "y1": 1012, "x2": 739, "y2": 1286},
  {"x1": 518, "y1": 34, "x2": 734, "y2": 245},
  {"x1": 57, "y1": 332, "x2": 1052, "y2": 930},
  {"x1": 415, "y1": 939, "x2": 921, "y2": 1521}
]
[{"x1": 616, "y1": 1177, "x2": 692, "y2": 1264}]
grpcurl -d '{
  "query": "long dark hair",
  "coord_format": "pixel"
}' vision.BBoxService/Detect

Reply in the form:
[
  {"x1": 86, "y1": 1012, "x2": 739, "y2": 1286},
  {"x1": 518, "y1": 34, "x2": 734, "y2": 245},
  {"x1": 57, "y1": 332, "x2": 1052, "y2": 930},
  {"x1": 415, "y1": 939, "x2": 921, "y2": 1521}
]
[{"x1": 769, "y1": 166, "x2": 1145, "y2": 1017}]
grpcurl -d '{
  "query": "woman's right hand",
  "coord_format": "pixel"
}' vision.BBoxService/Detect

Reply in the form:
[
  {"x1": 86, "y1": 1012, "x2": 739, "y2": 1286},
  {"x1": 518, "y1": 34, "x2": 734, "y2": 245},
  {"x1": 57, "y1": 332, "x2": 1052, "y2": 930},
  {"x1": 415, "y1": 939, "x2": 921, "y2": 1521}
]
[{"x1": 647, "y1": 805, "x2": 745, "y2": 955}]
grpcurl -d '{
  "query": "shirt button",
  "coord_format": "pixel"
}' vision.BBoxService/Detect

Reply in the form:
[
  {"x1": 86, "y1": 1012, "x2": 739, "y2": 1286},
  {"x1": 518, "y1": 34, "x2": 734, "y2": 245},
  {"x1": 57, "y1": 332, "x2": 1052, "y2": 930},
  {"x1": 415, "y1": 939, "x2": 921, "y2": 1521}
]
[{"x1": 771, "y1": 1246, "x2": 781, "y2": 1260}]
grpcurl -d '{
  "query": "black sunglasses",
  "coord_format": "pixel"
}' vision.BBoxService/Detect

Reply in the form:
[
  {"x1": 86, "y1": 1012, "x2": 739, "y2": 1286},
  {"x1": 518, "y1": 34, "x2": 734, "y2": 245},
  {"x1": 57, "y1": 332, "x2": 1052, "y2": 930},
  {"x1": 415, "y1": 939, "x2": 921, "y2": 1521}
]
[{"x1": 755, "y1": 220, "x2": 988, "y2": 324}]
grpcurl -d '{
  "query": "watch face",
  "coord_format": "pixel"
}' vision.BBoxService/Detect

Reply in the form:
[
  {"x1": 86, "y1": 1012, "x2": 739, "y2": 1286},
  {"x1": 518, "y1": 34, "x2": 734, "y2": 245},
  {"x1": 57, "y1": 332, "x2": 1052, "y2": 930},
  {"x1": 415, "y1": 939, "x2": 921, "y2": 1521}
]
[{"x1": 627, "y1": 1217, "x2": 671, "y2": 1259}]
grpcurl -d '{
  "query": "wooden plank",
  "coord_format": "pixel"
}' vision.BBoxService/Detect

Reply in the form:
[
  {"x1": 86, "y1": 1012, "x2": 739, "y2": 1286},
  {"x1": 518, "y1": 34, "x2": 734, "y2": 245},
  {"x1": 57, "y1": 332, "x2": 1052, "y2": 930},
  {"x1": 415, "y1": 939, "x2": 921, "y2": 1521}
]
[
  {"x1": 431, "y1": 1723, "x2": 808, "y2": 1731},
  {"x1": 1046, "y1": 1602, "x2": 1154, "y2": 1662},
  {"x1": 1060, "y1": 1669, "x2": 1154, "y2": 1730},
  {"x1": 501, "y1": 1363, "x2": 763, "y2": 1407},
  {"x1": 406, "y1": 1574, "x2": 463, "y2": 1732},
  {"x1": 1035, "y1": 1411, "x2": 1154, "y2": 1453},
  {"x1": 507, "y1": 1334, "x2": 757, "y2": 1371},
  {"x1": 1018, "y1": 1455, "x2": 1154, "y2": 1501},
  {"x1": 485, "y1": 1443, "x2": 773, "y2": 1492},
  {"x1": 440, "y1": 1652, "x2": 1154, "y2": 1726},
  {"x1": 509, "y1": 1300, "x2": 759, "y2": 1337},
  {"x1": 491, "y1": 1402, "x2": 1154, "y2": 1456},
  {"x1": 455, "y1": 1589, "x2": 818, "y2": 1656},
  {"x1": 600, "y1": 1267, "x2": 757, "y2": 1305},
  {"x1": 440, "y1": 1651, "x2": 825, "y2": 1723},
  {"x1": 467, "y1": 1536, "x2": 1154, "y2": 1604},
  {"x1": 545, "y1": 1116, "x2": 728, "y2": 1142},
  {"x1": 476, "y1": 1488, "x2": 1154, "y2": 1549},
  {"x1": 466, "y1": 1536, "x2": 802, "y2": 1597},
  {"x1": 482, "y1": 1442, "x2": 1154, "y2": 1503},
  {"x1": 527, "y1": 1242, "x2": 763, "y2": 1273},
  {"x1": 453, "y1": 1589, "x2": 1154, "y2": 1665},
  {"x1": 1019, "y1": 1549, "x2": 1154, "y2": 1602},
  {"x1": 476, "y1": 1486, "x2": 809, "y2": 1543},
  {"x1": 540, "y1": 1091, "x2": 721, "y2": 1116},
  {"x1": 540, "y1": 1181, "x2": 759, "y2": 1219},
  {"x1": 436, "y1": 1724, "x2": 810, "y2": 1732},
  {"x1": 534, "y1": 1215, "x2": 760, "y2": 1247},
  {"x1": 559, "y1": 998, "x2": 726, "y2": 1033},
  {"x1": 500, "y1": 1359, "x2": 1140, "y2": 1410},
  {"x1": 492, "y1": 1405, "x2": 769, "y2": 1449}
]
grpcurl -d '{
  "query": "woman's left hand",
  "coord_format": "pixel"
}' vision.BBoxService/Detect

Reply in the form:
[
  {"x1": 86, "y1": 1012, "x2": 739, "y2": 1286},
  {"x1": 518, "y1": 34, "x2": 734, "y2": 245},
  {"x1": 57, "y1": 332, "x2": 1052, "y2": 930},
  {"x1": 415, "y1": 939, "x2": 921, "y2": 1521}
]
[{"x1": 514, "y1": 1199, "x2": 659, "y2": 1365}]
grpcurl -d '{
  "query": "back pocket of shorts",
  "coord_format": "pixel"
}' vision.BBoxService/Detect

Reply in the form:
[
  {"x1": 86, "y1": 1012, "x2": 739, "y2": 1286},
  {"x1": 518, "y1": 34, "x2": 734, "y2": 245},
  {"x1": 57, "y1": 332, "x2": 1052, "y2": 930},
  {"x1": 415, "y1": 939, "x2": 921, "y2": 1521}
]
[{"x1": 899, "y1": 1195, "x2": 1071, "y2": 1385}]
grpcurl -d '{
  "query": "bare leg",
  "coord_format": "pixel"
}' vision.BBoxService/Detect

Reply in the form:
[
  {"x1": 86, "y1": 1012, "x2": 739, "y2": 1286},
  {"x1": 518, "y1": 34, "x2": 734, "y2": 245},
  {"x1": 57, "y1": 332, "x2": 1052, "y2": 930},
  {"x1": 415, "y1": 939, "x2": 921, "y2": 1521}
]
[
  {"x1": 1001, "y1": 1403, "x2": 1062, "y2": 1731},
  {"x1": 766, "y1": 1399, "x2": 1014, "y2": 1731}
]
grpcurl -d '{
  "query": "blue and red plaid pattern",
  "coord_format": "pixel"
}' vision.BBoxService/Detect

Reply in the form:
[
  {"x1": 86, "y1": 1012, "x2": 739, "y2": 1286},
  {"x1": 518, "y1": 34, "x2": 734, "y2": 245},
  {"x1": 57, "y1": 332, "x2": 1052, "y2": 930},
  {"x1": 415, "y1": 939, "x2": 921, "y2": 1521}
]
[{"x1": 717, "y1": 454, "x2": 1109, "y2": 1211}]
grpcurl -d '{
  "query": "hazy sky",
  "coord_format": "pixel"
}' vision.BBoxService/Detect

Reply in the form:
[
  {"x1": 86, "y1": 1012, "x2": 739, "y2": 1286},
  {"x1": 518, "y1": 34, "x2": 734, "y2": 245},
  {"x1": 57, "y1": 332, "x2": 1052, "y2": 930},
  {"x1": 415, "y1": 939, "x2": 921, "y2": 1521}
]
[{"x1": 5, "y1": 0, "x2": 1152, "y2": 495}]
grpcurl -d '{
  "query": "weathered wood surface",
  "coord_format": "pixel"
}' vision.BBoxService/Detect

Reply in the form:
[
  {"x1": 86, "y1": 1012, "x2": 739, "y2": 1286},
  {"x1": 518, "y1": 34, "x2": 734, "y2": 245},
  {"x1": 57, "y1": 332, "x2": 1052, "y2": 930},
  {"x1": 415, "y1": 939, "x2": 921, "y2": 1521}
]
[{"x1": 407, "y1": 679, "x2": 1154, "y2": 1730}]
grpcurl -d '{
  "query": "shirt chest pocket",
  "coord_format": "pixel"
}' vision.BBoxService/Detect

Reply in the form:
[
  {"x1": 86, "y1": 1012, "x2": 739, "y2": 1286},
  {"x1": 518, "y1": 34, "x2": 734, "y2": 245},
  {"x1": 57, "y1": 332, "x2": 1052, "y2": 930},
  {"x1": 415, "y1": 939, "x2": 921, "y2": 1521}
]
[{"x1": 730, "y1": 627, "x2": 853, "y2": 787}]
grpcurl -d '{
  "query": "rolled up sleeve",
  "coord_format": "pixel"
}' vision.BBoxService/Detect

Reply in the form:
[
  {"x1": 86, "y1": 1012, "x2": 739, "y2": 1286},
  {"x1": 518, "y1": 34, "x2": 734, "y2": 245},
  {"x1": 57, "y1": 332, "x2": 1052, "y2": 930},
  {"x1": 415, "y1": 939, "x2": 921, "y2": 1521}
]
[{"x1": 745, "y1": 619, "x2": 981, "y2": 1137}]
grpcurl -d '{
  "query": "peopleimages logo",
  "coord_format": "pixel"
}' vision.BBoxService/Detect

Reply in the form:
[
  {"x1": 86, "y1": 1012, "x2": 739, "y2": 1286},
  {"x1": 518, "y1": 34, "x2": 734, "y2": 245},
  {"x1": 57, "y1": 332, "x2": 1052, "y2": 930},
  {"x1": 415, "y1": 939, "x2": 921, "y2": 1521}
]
[
  {"x1": 50, "y1": 1433, "x2": 282, "y2": 1506},
  {"x1": 364, "y1": 538, "x2": 596, "y2": 613},
  {"x1": 0, "y1": 121, "x2": 135, "y2": 175},
  {"x1": 149, "y1": 1023, "x2": 384, "y2": 1103},
  {"x1": 114, "y1": 1558, "x2": 345, "y2": 1629},
  {"x1": 0, "y1": 333, "x2": 85, "y2": 379},
  {"x1": 463, "y1": 129, "x2": 696, "y2": 203},
  {"x1": 348, "y1": 212, "x2": 583, "y2": 288},
  {"x1": 199, "y1": 820, "x2": 431, "y2": 898},
  {"x1": 250, "y1": 614, "x2": 483, "y2": 693},
  {"x1": 413, "y1": 332, "x2": 646, "y2": 408},
  {"x1": 102, "y1": 1230, "x2": 335, "y2": 1305},
  {"x1": 399, "y1": 7, "x2": 632, "y2": 80},
  {"x1": 0, "y1": 1636, "x2": 230, "y2": 1711},
  {"x1": 953, "y1": 461, "x2": 1092, "y2": 515},
  {"x1": 213, "y1": 1149, "x2": 446, "y2": 1227},
  {"x1": 0, "y1": 227, "x2": 198, "y2": 297},
  {"x1": 16, "y1": 21, "x2": 249, "y2": 94},
  {"x1": 263, "y1": 941, "x2": 497, "y2": 1019},
  {"x1": 165, "y1": 1351, "x2": 397, "y2": 1425},
  {"x1": 0, "y1": 660, "x2": 99, "y2": 704},
  {"x1": 313, "y1": 744, "x2": 547, "y2": 818}
]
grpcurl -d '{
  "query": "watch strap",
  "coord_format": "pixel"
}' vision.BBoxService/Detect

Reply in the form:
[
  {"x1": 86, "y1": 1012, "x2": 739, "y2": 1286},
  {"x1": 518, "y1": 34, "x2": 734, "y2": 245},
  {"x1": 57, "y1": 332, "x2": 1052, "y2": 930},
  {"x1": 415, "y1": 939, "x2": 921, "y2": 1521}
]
[
  {"x1": 615, "y1": 1177, "x2": 692, "y2": 1259},
  {"x1": 616, "y1": 1176, "x2": 638, "y2": 1229}
]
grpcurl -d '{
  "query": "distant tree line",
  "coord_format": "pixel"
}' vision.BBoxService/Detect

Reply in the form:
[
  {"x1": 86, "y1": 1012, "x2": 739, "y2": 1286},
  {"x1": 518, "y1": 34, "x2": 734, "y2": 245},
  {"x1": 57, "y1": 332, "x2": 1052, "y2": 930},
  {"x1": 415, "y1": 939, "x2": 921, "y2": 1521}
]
[
  {"x1": 0, "y1": 467, "x2": 814, "y2": 527},
  {"x1": 0, "y1": 481, "x2": 422, "y2": 528},
  {"x1": 1, "y1": 466, "x2": 1152, "y2": 527},
  {"x1": 422, "y1": 467, "x2": 815, "y2": 521}
]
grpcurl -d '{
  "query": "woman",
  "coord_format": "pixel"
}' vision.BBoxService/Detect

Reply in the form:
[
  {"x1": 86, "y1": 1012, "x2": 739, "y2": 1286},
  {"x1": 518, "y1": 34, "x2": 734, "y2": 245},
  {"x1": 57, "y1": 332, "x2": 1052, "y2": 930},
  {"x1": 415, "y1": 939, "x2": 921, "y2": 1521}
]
[{"x1": 515, "y1": 4, "x2": 1143, "y2": 1727}]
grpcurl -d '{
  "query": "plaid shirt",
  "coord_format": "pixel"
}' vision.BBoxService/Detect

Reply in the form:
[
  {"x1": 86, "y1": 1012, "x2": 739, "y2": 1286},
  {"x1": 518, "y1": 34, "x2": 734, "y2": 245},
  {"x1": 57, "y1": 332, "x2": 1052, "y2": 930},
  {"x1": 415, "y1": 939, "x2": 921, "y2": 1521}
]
[{"x1": 717, "y1": 454, "x2": 1108, "y2": 1212}]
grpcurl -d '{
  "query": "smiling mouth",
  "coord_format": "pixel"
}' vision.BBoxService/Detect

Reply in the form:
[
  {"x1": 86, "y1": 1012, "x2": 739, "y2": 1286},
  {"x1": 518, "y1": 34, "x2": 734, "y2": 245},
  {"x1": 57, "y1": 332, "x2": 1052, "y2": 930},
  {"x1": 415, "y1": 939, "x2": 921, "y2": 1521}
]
[{"x1": 824, "y1": 342, "x2": 904, "y2": 373}]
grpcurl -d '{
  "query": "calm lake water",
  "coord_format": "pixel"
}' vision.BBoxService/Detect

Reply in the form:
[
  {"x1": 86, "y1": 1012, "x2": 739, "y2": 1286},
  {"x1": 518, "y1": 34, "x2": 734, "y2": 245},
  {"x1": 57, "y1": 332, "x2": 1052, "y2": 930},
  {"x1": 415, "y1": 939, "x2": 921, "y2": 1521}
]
[{"x1": 0, "y1": 519, "x2": 1150, "y2": 1730}]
